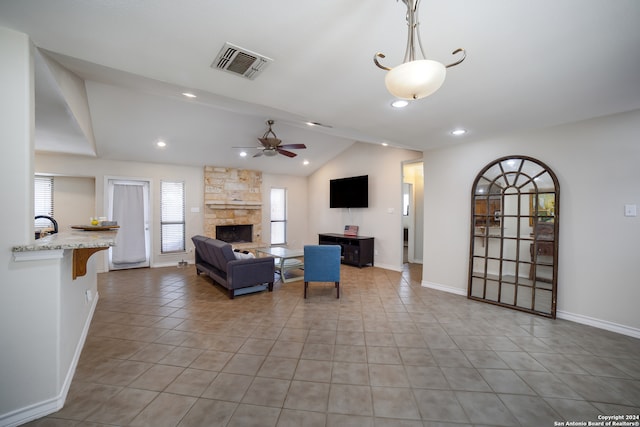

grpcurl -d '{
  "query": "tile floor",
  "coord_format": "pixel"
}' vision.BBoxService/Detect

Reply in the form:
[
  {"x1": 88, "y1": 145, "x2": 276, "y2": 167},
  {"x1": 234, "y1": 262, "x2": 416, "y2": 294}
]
[{"x1": 25, "y1": 263, "x2": 640, "y2": 427}]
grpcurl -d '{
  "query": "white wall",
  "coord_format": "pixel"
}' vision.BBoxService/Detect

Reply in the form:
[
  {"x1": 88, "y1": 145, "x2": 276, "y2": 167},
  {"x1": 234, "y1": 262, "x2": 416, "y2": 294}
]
[
  {"x1": 0, "y1": 26, "x2": 46, "y2": 419},
  {"x1": 0, "y1": 28, "x2": 96, "y2": 426},
  {"x1": 39, "y1": 144, "x2": 424, "y2": 274},
  {"x1": 0, "y1": 27, "x2": 33, "y2": 242},
  {"x1": 261, "y1": 173, "x2": 309, "y2": 248},
  {"x1": 35, "y1": 156, "x2": 315, "y2": 268},
  {"x1": 35, "y1": 154, "x2": 205, "y2": 270},
  {"x1": 52, "y1": 175, "x2": 95, "y2": 232},
  {"x1": 422, "y1": 109, "x2": 640, "y2": 335},
  {"x1": 308, "y1": 142, "x2": 423, "y2": 271}
]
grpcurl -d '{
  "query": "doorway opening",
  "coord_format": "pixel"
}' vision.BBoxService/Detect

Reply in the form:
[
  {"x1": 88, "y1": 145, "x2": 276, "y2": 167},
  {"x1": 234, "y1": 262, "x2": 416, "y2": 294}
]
[{"x1": 402, "y1": 160, "x2": 424, "y2": 265}]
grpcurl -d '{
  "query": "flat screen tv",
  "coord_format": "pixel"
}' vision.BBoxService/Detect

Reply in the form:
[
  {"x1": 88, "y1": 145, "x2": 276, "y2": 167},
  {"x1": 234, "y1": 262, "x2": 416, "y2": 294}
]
[{"x1": 330, "y1": 175, "x2": 368, "y2": 208}]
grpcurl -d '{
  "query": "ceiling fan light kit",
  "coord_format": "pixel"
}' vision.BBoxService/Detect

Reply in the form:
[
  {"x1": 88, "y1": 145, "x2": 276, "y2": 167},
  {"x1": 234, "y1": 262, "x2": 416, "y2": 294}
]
[
  {"x1": 235, "y1": 120, "x2": 307, "y2": 158},
  {"x1": 374, "y1": 0, "x2": 465, "y2": 100}
]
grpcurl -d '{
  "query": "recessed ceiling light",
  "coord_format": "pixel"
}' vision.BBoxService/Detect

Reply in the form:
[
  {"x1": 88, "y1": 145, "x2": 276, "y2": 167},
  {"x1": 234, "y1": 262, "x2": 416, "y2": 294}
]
[
  {"x1": 306, "y1": 121, "x2": 332, "y2": 128},
  {"x1": 182, "y1": 92, "x2": 197, "y2": 98},
  {"x1": 239, "y1": 151, "x2": 247, "y2": 157},
  {"x1": 381, "y1": 142, "x2": 389, "y2": 147},
  {"x1": 156, "y1": 140, "x2": 167, "y2": 148},
  {"x1": 451, "y1": 128, "x2": 467, "y2": 136},
  {"x1": 391, "y1": 99, "x2": 409, "y2": 108},
  {"x1": 303, "y1": 159, "x2": 310, "y2": 165}
]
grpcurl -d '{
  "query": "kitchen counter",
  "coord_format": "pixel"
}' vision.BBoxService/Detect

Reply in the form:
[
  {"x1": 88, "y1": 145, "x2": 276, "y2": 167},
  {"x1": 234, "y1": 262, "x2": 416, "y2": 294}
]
[
  {"x1": 12, "y1": 229, "x2": 117, "y2": 252},
  {"x1": 12, "y1": 230, "x2": 118, "y2": 279}
]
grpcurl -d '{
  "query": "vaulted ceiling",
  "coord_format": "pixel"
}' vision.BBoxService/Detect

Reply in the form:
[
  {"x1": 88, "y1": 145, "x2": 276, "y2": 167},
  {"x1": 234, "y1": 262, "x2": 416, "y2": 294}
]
[{"x1": 1, "y1": 0, "x2": 639, "y2": 176}]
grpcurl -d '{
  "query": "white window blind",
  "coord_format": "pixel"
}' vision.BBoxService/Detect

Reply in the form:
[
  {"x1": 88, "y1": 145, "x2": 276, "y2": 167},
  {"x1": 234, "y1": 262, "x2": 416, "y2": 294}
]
[
  {"x1": 160, "y1": 181, "x2": 185, "y2": 253},
  {"x1": 270, "y1": 187, "x2": 286, "y2": 245},
  {"x1": 34, "y1": 176, "x2": 54, "y2": 228}
]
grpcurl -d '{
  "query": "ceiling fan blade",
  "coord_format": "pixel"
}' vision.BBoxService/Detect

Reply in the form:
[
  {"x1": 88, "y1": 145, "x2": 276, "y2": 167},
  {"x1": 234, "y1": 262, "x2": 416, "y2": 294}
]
[
  {"x1": 277, "y1": 148, "x2": 297, "y2": 158},
  {"x1": 253, "y1": 151, "x2": 264, "y2": 157},
  {"x1": 233, "y1": 146, "x2": 262, "y2": 149},
  {"x1": 279, "y1": 143, "x2": 306, "y2": 149}
]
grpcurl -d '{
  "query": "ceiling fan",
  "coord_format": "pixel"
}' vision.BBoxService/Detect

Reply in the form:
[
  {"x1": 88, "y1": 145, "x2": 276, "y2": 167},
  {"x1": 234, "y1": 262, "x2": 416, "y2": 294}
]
[{"x1": 237, "y1": 120, "x2": 307, "y2": 158}]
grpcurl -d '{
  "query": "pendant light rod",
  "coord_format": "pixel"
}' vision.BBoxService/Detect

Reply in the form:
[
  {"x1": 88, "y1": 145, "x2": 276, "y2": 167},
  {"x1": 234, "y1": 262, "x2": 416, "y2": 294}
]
[
  {"x1": 404, "y1": 0, "x2": 421, "y2": 63},
  {"x1": 262, "y1": 119, "x2": 278, "y2": 140}
]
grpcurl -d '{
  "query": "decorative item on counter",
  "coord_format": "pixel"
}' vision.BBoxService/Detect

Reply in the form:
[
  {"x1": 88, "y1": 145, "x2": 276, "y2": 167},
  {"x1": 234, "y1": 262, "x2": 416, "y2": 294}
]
[
  {"x1": 101, "y1": 221, "x2": 118, "y2": 226},
  {"x1": 90, "y1": 217, "x2": 99, "y2": 226}
]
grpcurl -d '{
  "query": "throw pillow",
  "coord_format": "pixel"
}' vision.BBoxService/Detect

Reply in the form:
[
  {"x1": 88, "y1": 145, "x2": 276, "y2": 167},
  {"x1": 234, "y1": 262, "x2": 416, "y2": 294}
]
[{"x1": 233, "y1": 249, "x2": 255, "y2": 260}]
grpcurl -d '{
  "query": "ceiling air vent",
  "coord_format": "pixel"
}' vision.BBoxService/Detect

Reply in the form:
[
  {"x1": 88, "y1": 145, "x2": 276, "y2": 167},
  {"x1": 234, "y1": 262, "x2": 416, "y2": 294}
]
[{"x1": 211, "y1": 42, "x2": 272, "y2": 80}]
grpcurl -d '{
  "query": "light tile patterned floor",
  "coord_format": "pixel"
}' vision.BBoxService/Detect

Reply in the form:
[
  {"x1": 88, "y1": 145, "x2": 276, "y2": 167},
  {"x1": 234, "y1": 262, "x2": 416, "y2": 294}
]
[{"x1": 25, "y1": 264, "x2": 640, "y2": 426}]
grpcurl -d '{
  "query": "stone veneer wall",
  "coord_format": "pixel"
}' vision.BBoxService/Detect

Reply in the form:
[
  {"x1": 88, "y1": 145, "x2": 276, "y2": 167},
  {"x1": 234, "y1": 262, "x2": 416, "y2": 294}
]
[{"x1": 203, "y1": 166, "x2": 263, "y2": 246}]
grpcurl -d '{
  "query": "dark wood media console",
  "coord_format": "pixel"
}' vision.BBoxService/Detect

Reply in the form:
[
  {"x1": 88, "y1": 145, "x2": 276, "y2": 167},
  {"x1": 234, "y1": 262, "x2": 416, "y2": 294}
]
[{"x1": 318, "y1": 233, "x2": 374, "y2": 268}]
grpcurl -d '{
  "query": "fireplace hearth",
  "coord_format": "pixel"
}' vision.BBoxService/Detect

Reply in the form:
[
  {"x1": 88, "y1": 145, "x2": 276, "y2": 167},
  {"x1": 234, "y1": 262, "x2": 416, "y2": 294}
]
[{"x1": 216, "y1": 224, "x2": 253, "y2": 243}]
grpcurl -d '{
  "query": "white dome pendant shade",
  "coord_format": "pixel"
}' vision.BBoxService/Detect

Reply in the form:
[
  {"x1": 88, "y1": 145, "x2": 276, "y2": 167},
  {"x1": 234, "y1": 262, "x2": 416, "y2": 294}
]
[
  {"x1": 374, "y1": 0, "x2": 465, "y2": 100},
  {"x1": 384, "y1": 59, "x2": 446, "y2": 100}
]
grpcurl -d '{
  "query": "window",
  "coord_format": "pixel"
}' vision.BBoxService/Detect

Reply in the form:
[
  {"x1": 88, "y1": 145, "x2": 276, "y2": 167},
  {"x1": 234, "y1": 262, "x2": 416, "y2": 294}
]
[
  {"x1": 160, "y1": 181, "x2": 185, "y2": 253},
  {"x1": 270, "y1": 188, "x2": 286, "y2": 245},
  {"x1": 34, "y1": 176, "x2": 54, "y2": 227}
]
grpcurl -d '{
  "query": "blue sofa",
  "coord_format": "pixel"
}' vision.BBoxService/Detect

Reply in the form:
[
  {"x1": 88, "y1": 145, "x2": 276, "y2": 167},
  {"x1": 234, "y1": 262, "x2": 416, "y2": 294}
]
[{"x1": 192, "y1": 235, "x2": 275, "y2": 299}]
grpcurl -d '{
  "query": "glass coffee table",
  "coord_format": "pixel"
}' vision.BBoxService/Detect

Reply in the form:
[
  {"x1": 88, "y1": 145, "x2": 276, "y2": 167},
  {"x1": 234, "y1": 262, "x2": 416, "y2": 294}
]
[{"x1": 255, "y1": 247, "x2": 304, "y2": 283}]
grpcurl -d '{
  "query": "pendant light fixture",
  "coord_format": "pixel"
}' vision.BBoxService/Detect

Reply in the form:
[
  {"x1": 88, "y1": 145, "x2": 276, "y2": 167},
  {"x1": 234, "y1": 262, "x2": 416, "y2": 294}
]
[{"x1": 374, "y1": 0, "x2": 466, "y2": 100}]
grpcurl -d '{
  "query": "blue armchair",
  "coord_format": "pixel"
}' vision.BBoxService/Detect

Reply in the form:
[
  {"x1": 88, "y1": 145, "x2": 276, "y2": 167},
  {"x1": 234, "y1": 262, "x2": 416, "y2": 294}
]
[{"x1": 303, "y1": 245, "x2": 341, "y2": 298}]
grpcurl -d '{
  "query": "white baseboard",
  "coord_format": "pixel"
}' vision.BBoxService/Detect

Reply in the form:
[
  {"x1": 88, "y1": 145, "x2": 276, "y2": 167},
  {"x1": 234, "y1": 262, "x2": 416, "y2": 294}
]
[
  {"x1": 421, "y1": 280, "x2": 640, "y2": 339},
  {"x1": 155, "y1": 260, "x2": 398, "y2": 272},
  {"x1": 0, "y1": 293, "x2": 99, "y2": 427},
  {"x1": 372, "y1": 262, "x2": 402, "y2": 272},
  {"x1": 556, "y1": 309, "x2": 640, "y2": 339},
  {"x1": 421, "y1": 280, "x2": 466, "y2": 296},
  {"x1": 152, "y1": 261, "x2": 190, "y2": 268},
  {"x1": 0, "y1": 396, "x2": 61, "y2": 427}
]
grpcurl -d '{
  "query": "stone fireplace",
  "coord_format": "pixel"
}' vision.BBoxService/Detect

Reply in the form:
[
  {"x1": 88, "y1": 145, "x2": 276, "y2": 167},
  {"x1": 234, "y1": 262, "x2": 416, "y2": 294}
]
[{"x1": 204, "y1": 166, "x2": 263, "y2": 249}]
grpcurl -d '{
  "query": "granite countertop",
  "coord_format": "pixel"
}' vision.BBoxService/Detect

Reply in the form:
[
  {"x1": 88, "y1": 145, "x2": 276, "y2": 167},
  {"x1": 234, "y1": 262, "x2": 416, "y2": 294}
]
[{"x1": 12, "y1": 230, "x2": 118, "y2": 252}]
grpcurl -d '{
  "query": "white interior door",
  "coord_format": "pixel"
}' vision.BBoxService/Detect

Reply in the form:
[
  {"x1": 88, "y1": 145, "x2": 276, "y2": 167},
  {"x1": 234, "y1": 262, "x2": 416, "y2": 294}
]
[{"x1": 107, "y1": 179, "x2": 150, "y2": 270}]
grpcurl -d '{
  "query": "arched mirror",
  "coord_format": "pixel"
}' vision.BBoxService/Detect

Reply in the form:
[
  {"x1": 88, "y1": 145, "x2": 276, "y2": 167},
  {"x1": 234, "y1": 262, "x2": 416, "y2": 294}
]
[{"x1": 468, "y1": 156, "x2": 560, "y2": 318}]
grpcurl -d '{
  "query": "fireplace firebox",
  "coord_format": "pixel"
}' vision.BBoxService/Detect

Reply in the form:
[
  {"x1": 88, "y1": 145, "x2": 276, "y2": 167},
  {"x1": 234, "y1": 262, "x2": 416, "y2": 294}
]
[{"x1": 216, "y1": 224, "x2": 253, "y2": 243}]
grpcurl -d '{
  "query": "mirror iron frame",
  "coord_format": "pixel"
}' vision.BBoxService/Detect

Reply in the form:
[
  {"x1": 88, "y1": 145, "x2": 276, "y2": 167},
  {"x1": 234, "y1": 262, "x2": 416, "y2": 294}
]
[{"x1": 468, "y1": 155, "x2": 560, "y2": 319}]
